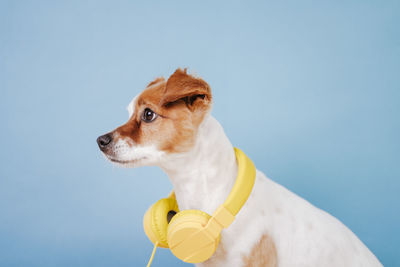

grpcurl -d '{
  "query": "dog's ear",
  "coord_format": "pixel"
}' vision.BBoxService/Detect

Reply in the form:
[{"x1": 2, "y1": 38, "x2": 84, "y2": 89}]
[{"x1": 160, "y1": 69, "x2": 212, "y2": 110}]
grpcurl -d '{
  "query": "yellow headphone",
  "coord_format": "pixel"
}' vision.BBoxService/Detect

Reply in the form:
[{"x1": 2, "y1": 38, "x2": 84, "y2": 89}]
[{"x1": 143, "y1": 148, "x2": 256, "y2": 264}]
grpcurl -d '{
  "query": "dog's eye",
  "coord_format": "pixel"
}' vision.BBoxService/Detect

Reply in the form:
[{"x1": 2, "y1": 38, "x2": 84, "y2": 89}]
[{"x1": 141, "y1": 108, "x2": 157, "y2": 123}]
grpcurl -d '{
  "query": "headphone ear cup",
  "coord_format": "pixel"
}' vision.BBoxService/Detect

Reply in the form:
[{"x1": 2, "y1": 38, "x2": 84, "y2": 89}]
[
  {"x1": 143, "y1": 198, "x2": 179, "y2": 248},
  {"x1": 168, "y1": 209, "x2": 211, "y2": 227},
  {"x1": 167, "y1": 209, "x2": 212, "y2": 246},
  {"x1": 167, "y1": 210, "x2": 221, "y2": 263}
]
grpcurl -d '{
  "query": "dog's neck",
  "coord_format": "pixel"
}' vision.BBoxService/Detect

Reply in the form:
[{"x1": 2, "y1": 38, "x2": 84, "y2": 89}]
[{"x1": 159, "y1": 115, "x2": 238, "y2": 215}]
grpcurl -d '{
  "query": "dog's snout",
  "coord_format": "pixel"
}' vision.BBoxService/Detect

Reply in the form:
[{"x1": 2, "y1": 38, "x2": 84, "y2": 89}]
[{"x1": 97, "y1": 133, "x2": 112, "y2": 149}]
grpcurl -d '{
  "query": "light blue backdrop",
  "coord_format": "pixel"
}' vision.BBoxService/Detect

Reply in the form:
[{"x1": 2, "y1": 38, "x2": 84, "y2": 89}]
[{"x1": 1, "y1": 1, "x2": 399, "y2": 266}]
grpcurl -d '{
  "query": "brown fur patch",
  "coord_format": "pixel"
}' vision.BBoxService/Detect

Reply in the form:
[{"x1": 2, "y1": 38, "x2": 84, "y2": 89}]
[
  {"x1": 111, "y1": 69, "x2": 212, "y2": 154},
  {"x1": 114, "y1": 119, "x2": 141, "y2": 143},
  {"x1": 202, "y1": 243, "x2": 227, "y2": 267},
  {"x1": 147, "y1": 77, "x2": 165, "y2": 87},
  {"x1": 243, "y1": 234, "x2": 278, "y2": 267}
]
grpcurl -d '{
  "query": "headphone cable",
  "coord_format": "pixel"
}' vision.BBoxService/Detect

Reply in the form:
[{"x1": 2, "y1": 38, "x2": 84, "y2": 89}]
[{"x1": 146, "y1": 242, "x2": 159, "y2": 267}]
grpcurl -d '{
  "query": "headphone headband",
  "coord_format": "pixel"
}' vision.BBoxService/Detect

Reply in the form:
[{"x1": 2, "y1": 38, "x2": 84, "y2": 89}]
[
  {"x1": 223, "y1": 147, "x2": 256, "y2": 216},
  {"x1": 204, "y1": 148, "x2": 256, "y2": 237}
]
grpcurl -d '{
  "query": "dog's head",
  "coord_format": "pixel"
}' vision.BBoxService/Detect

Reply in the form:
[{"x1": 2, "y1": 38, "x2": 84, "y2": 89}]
[{"x1": 97, "y1": 68, "x2": 212, "y2": 167}]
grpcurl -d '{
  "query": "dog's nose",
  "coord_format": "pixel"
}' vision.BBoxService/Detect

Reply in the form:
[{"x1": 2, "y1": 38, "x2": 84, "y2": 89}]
[{"x1": 97, "y1": 133, "x2": 112, "y2": 149}]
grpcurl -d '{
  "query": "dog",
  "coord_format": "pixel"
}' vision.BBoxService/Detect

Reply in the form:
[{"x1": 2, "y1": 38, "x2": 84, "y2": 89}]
[{"x1": 97, "y1": 69, "x2": 382, "y2": 267}]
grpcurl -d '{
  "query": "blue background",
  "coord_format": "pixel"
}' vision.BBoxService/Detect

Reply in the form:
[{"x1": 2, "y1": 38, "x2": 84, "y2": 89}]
[{"x1": 1, "y1": 1, "x2": 399, "y2": 266}]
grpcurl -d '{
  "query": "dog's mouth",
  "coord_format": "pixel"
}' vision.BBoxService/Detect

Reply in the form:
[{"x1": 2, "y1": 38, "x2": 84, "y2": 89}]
[{"x1": 106, "y1": 156, "x2": 147, "y2": 165}]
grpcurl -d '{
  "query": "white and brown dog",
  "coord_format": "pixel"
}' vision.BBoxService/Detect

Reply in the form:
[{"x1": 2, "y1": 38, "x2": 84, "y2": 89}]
[{"x1": 97, "y1": 69, "x2": 382, "y2": 267}]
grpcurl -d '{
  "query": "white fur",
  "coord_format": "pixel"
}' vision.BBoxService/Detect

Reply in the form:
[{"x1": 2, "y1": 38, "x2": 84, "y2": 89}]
[
  {"x1": 106, "y1": 137, "x2": 165, "y2": 168},
  {"x1": 156, "y1": 115, "x2": 381, "y2": 266},
  {"x1": 127, "y1": 96, "x2": 137, "y2": 118}
]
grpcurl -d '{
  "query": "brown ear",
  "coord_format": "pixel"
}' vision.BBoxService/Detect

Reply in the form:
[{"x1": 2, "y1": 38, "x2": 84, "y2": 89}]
[{"x1": 160, "y1": 69, "x2": 212, "y2": 109}]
